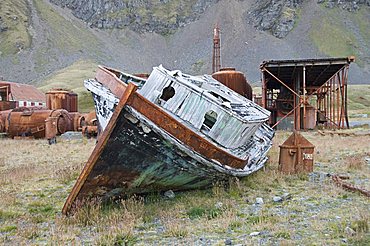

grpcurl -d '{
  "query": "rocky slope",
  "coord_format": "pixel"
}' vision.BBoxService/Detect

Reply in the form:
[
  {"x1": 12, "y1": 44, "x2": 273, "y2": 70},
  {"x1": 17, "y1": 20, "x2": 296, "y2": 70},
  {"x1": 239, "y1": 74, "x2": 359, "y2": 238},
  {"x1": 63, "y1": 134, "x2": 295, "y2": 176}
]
[
  {"x1": 0, "y1": 0, "x2": 369, "y2": 85},
  {"x1": 49, "y1": 0, "x2": 219, "y2": 35}
]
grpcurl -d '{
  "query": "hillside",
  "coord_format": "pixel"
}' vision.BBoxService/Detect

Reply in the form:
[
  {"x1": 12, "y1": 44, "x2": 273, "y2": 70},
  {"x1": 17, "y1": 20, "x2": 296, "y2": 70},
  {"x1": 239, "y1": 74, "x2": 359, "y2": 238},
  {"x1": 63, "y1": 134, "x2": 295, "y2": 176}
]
[{"x1": 0, "y1": 0, "x2": 369, "y2": 86}]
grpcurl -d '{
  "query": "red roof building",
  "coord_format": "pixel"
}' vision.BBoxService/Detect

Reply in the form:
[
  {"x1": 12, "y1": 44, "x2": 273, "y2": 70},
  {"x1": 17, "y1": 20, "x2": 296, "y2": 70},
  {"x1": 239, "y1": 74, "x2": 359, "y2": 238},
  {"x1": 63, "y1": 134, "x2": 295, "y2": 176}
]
[{"x1": 0, "y1": 81, "x2": 46, "y2": 110}]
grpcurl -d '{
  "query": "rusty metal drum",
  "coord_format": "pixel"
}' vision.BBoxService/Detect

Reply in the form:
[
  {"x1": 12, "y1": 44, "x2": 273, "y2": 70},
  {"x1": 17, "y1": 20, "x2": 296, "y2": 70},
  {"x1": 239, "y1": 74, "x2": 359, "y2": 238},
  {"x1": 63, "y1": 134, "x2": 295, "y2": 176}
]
[
  {"x1": 7, "y1": 107, "x2": 50, "y2": 138},
  {"x1": 46, "y1": 89, "x2": 78, "y2": 112},
  {"x1": 212, "y1": 68, "x2": 253, "y2": 100}
]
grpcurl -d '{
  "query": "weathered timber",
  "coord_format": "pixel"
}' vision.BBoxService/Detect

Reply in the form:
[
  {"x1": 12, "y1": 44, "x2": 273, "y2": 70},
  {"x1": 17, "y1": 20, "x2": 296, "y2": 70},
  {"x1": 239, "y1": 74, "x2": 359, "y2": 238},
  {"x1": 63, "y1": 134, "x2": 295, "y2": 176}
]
[{"x1": 63, "y1": 65, "x2": 274, "y2": 214}]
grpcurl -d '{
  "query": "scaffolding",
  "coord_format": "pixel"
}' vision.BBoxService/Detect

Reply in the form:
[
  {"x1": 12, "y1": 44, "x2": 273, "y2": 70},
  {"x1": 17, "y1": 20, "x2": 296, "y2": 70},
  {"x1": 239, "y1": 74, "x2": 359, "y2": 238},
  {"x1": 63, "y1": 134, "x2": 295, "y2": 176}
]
[{"x1": 260, "y1": 57, "x2": 354, "y2": 130}]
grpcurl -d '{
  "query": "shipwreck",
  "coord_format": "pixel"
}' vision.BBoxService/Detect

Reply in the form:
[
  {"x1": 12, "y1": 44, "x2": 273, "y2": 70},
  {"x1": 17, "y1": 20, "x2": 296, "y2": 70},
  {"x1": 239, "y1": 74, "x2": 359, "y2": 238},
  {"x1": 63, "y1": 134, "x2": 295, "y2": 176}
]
[{"x1": 63, "y1": 65, "x2": 274, "y2": 214}]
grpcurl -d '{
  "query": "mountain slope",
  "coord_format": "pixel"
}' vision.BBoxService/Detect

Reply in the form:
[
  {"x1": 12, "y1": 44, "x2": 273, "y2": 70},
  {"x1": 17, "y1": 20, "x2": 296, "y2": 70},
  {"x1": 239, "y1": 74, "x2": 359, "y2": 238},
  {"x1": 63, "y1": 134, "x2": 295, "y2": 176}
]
[{"x1": 0, "y1": 0, "x2": 369, "y2": 86}]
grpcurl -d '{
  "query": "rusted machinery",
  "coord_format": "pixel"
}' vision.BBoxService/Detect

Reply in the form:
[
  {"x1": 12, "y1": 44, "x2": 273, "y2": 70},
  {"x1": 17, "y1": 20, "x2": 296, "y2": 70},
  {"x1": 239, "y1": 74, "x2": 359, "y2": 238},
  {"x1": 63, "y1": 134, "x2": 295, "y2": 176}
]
[
  {"x1": 46, "y1": 89, "x2": 78, "y2": 112},
  {"x1": 6, "y1": 107, "x2": 82, "y2": 139},
  {"x1": 81, "y1": 110, "x2": 98, "y2": 138},
  {"x1": 212, "y1": 67, "x2": 253, "y2": 100},
  {"x1": 0, "y1": 107, "x2": 85, "y2": 142},
  {"x1": 0, "y1": 109, "x2": 10, "y2": 133},
  {"x1": 0, "y1": 85, "x2": 100, "y2": 142},
  {"x1": 279, "y1": 131, "x2": 315, "y2": 174}
]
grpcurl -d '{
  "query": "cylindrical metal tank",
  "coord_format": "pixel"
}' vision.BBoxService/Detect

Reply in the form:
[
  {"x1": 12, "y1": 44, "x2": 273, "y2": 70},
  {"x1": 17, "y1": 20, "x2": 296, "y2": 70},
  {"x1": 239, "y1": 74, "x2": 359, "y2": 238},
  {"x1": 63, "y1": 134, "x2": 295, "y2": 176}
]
[
  {"x1": 212, "y1": 67, "x2": 253, "y2": 100},
  {"x1": 46, "y1": 89, "x2": 78, "y2": 112},
  {"x1": 68, "y1": 92, "x2": 78, "y2": 112},
  {"x1": 0, "y1": 110, "x2": 11, "y2": 133},
  {"x1": 7, "y1": 107, "x2": 73, "y2": 139},
  {"x1": 7, "y1": 107, "x2": 50, "y2": 138}
]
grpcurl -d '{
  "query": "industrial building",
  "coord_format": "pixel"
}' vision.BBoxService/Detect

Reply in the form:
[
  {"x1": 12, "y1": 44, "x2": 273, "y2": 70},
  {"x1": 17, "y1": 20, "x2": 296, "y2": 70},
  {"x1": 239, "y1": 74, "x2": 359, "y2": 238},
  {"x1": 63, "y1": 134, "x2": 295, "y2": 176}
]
[{"x1": 260, "y1": 57, "x2": 354, "y2": 130}]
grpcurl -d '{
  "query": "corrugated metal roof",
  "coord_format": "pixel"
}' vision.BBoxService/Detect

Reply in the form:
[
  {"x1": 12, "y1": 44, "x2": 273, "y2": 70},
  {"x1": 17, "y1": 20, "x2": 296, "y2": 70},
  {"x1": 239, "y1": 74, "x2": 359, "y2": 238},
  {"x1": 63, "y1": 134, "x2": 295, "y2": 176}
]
[{"x1": 0, "y1": 81, "x2": 45, "y2": 102}]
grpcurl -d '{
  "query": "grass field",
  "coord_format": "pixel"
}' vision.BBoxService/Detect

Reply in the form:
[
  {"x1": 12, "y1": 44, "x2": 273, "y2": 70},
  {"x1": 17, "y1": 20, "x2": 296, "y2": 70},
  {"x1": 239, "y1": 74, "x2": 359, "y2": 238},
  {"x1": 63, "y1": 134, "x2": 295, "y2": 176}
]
[
  {"x1": 37, "y1": 60, "x2": 98, "y2": 113},
  {"x1": 0, "y1": 0, "x2": 31, "y2": 56},
  {"x1": 0, "y1": 130, "x2": 369, "y2": 245}
]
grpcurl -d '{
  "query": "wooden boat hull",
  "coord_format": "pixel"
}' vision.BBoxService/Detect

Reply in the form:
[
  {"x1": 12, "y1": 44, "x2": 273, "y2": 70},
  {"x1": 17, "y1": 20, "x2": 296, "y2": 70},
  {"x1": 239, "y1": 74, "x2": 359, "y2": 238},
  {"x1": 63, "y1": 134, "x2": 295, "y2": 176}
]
[
  {"x1": 78, "y1": 106, "x2": 231, "y2": 200},
  {"x1": 63, "y1": 68, "x2": 274, "y2": 214}
]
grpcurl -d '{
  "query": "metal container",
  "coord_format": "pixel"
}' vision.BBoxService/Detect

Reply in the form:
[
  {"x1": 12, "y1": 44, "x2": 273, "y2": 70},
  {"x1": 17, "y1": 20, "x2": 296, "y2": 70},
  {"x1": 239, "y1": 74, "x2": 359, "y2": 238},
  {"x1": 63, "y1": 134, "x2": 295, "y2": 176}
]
[
  {"x1": 0, "y1": 101, "x2": 16, "y2": 111},
  {"x1": 69, "y1": 112, "x2": 85, "y2": 131},
  {"x1": 7, "y1": 107, "x2": 50, "y2": 138},
  {"x1": 301, "y1": 106, "x2": 316, "y2": 129},
  {"x1": 279, "y1": 131, "x2": 315, "y2": 174},
  {"x1": 7, "y1": 107, "x2": 73, "y2": 139},
  {"x1": 69, "y1": 92, "x2": 78, "y2": 112},
  {"x1": 46, "y1": 89, "x2": 78, "y2": 112},
  {"x1": 0, "y1": 110, "x2": 11, "y2": 133},
  {"x1": 212, "y1": 68, "x2": 253, "y2": 99}
]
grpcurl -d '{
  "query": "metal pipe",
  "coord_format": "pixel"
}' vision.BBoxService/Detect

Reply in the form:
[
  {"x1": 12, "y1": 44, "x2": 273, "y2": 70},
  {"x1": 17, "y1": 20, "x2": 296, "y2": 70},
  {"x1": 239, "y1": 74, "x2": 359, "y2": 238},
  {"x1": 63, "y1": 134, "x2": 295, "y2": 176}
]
[
  {"x1": 344, "y1": 65, "x2": 349, "y2": 128},
  {"x1": 336, "y1": 75, "x2": 340, "y2": 127},
  {"x1": 333, "y1": 76, "x2": 336, "y2": 127},
  {"x1": 296, "y1": 74, "x2": 301, "y2": 131},
  {"x1": 261, "y1": 72, "x2": 266, "y2": 108},
  {"x1": 303, "y1": 66, "x2": 306, "y2": 130}
]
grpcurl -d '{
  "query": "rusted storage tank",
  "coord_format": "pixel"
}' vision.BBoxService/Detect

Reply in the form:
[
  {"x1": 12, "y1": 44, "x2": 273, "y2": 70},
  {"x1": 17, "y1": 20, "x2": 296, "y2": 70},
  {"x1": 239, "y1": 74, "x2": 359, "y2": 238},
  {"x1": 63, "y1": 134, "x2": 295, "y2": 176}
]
[
  {"x1": 0, "y1": 110, "x2": 11, "y2": 133},
  {"x1": 7, "y1": 107, "x2": 50, "y2": 138},
  {"x1": 212, "y1": 67, "x2": 253, "y2": 100},
  {"x1": 46, "y1": 89, "x2": 78, "y2": 112},
  {"x1": 7, "y1": 107, "x2": 72, "y2": 139}
]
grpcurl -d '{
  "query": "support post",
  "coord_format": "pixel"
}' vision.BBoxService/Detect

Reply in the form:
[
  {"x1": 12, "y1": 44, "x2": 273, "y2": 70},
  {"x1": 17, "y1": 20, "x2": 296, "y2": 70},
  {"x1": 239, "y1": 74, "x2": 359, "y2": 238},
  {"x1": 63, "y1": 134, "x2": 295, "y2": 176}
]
[
  {"x1": 303, "y1": 66, "x2": 306, "y2": 130},
  {"x1": 262, "y1": 71, "x2": 266, "y2": 108}
]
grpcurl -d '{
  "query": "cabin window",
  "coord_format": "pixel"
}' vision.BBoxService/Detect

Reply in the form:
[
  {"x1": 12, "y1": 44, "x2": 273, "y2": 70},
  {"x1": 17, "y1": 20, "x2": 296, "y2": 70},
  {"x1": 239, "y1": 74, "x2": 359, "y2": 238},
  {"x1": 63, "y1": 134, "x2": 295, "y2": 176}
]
[
  {"x1": 160, "y1": 85, "x2": 175, "y2": 102},
  {"x1": 202, "y1": 110, "x2": 218, "y2": 131}
]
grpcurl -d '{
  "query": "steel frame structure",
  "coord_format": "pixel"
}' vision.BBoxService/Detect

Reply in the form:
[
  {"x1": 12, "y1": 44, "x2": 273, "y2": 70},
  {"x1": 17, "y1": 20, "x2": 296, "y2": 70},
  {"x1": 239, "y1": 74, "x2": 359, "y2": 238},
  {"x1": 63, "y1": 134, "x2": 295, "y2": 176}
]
[{"x1": 260, "y1": 57, "x2": 354, "y2": 130}]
